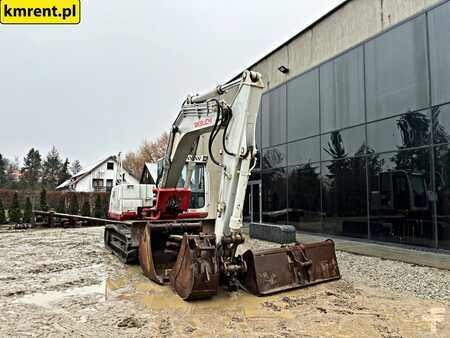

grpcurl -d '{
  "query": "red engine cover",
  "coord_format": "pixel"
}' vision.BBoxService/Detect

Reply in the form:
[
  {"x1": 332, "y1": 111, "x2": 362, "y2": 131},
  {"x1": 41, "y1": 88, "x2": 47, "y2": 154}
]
[{"x1": 146, "y1": 188, "x2": 192, "y2": 220}]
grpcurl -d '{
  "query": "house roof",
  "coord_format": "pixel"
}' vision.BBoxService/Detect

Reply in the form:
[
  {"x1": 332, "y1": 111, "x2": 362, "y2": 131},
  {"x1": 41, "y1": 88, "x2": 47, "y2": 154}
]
[{"x1": 56, "y1": 155, "x2": 117, "y2": 190}]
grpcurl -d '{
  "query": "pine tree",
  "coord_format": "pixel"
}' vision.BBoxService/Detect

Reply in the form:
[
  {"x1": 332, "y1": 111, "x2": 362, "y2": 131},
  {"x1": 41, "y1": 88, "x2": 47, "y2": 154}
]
[
  {"x1": 21, "y1": 148, "x2": 42, "y2": 189},
  {"x1": 94, "y1": 195, "x2": 103, "y2": 218},
  {"x1": 81, "y1": 200, "x2": 91, "y2": 217},
  {"x1": 0, "y1": 153, "x2": 7, "y2": 187},
  {"x1": 0, "y1": 198, "x2": 6, "y2": 224},
  {"x1": 58, "y1": 158, "x2": 71, "y2": 186},
  {"x1": 69, "y1": 194, "x2": 79, "y2": 215},
  {"x1": 57, "y1": 197, "x2": 66, "y2": 214},
  {"x1": 42, "y1": 146, "x2": 63, "y2": 189},
  {"x1": 23, "y1": 197, "x2": 33, "y2": 223},
  {"x1": 9, "y1": 192, "x2": 21, "y2": 223},
  {"x1": 70, "y1": 160, "x2": 82, "y2": 175},
  {"x1": 40, "y1": 188, "x2": 48, "y2": 211}
]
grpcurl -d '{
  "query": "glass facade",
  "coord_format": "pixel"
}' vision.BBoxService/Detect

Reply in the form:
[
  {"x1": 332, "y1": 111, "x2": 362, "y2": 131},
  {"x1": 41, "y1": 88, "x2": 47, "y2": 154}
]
[{"x1": 255, "y1": 1, "x2": 450, "y2": 250}]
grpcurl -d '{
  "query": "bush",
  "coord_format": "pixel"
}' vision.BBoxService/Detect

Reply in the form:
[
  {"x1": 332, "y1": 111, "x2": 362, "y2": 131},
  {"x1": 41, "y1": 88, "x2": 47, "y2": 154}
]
[
  {"x1": 23, "y1": 197, "x2": 33, "y2": 223},
  {"x1": 94, "y1": 195, "x2": 103, "y2": 218},
  {"x1": 40, "y1": 188, "x2": 48, "y2": 211},
  {"x1": 57, "y1": 197, "x2": 66, "y2": 214},
  {"x1": 69, "y1": 194, "x2": 79, "y2": 215},
  {"x1": 9, "y1": 192, "x2": 21, "y2": 223},
  {"x1": 0, "y1": 198, "x2": 6, "y2": 224},
  {"x1": 81, "y1": 200, "x2": 91, "y2": 217}
]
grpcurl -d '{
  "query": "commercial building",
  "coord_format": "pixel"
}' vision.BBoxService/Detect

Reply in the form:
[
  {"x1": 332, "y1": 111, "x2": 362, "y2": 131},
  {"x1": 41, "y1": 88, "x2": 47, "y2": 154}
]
[{"x1": 242, "y1": 0, "x2": 450, "y2": 250}]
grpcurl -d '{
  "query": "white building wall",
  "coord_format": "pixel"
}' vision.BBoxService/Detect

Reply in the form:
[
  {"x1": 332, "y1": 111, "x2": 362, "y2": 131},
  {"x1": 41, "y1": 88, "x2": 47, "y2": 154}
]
[
  {"x1": 247, "y1": 0, "x2": 441, "y2": 90},
  {"x1": 73, "y1": 160, "x2": 139, "y2": 192}
]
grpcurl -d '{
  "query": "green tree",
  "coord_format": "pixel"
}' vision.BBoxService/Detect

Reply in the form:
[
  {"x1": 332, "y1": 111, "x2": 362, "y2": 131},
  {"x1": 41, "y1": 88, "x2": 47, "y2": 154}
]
[
  {"x1": 0, "y1": 198, "x2": 6, "y2": 224},
  {"x1": 9, "y1": 192, "x2": 21, "y2": 223},
  {"x1": 42, "y1": 146, "x2": 63, "y2": 189},
  {"x1": 58, "y1": 158, "x2": 71, "y2": 186},
  {"x1": 322, "y1": 132, "x2": 369, "y2": 218},
  {"x1": 57, "y1": 197, "x2": 66, "y2": 213},
  {"x1": 94, "y1": 195, "x2": 103, "y2": 218},
  {"x1": 23, "y1": 197, "x2": 33, "y2": 223},
  {"x1": 40, "y1": 188, "x2": 48, "y2": 211},
  {"x1": 81, "y1": 200, "x2": 91, "y2": 217},
  {"x1": 21, "y1": 148, "x2": 42, "y2": 189},
  {"x1": 0, "y1": 153, "x2": 7, "y2": 187},
  {"x1": 70, "y1": 160, "x2": 82, "y2": 175},
  {"x1": 390, "y1": 112, "x2": 432, "y2": 184},
  {"x1": 69, "y1": 194, "x2": 79, "y2": 215}
]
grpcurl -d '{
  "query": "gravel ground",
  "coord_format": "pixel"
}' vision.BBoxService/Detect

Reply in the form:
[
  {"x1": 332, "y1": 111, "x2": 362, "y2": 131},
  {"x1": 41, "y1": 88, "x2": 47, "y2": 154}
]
[
  {"x1": 337, "y1": 251, "x2": 450, "y2": 305},
  {"x1": 0, "y1": 226, "x2": 449, "y2": 337},
  {"x1": 241, "y1": 238, "x2": 450, "y2": 306}
]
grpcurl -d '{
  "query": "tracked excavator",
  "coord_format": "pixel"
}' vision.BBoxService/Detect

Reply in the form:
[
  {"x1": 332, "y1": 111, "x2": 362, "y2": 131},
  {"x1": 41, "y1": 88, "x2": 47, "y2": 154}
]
[{"x1": 104, "y1": 71, "x2": 340, "y2": 300}]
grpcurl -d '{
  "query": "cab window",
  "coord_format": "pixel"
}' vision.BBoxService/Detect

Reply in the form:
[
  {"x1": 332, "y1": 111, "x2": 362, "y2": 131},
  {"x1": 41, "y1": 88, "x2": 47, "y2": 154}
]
[{"x1": 177, "y1": 163, "x2": 206, "y2": 209}]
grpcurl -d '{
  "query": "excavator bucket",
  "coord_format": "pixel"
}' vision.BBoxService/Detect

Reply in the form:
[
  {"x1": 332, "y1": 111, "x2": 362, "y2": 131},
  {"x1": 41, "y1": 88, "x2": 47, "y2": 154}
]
[
  {"x1": 170, "y1": 234, "x2": 220, "y2": 300},
  {"x1": 138, "y1": 222, "x2": 203, "y2": 284},
  {"x1": 240, "y1": 240, "x2": 340, "y2": 296}
]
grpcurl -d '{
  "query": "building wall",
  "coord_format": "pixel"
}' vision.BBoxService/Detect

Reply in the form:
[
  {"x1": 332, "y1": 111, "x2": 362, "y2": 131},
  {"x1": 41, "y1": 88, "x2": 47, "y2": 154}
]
[
  {"x1": 252, "y1": 0, "x2": 450, "y2": 250},
  {"x1": 249, "y1": 0, "x2": 441, "y2": 91},
  {"x1": 75, "y1": 161, "x2": 139, "y2": 192}
]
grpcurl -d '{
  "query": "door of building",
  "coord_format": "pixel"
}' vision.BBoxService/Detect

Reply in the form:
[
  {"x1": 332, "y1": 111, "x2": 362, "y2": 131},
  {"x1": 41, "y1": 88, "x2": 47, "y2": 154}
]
[{"x1": 243, "y1": 181, "x2": 262, "y2": 224}]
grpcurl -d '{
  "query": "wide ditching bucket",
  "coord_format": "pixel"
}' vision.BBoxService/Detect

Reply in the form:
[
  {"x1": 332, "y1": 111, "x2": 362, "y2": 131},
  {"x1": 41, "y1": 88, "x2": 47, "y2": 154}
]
[{"x1": 240, "y1": 240, "x2": 340, "y2": 296}]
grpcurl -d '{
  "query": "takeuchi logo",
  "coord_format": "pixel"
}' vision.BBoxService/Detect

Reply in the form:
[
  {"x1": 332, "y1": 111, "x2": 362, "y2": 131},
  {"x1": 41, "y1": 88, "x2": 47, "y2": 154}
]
[{"x1": 194, "y1": 117, "x2": 213, "y2": 128}]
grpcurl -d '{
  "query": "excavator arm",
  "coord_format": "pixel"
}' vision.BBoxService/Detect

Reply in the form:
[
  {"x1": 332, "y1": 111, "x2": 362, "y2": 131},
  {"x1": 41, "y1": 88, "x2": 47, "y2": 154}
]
[{"x1": 158, "y1": 71, "x2": 264, "y2": 242}]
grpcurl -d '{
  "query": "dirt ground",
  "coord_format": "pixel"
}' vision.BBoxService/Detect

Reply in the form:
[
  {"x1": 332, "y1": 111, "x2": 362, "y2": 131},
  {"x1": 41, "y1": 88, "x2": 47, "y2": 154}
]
[{"x1": 0, "y1": 226, "x2": 449, "y2": 338}]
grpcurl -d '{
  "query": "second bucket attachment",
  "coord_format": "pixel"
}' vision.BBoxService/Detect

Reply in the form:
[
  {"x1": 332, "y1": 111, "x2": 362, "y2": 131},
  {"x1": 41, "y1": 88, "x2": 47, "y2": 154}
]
[
  {"x1": 169, "y1": 233, "x2": 220, "y2": 300},
  {"x1": 240, "y1": 239, "x2": 340, "y2": 296},
  {"x1": 139, "y1": 222, "x2": 203, "y2": 285}
]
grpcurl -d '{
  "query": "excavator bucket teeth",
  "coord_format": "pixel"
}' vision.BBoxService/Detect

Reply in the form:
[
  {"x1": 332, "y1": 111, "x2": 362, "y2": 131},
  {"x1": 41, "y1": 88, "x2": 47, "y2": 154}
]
[
  {"x1": 138, "y1": 223, "x2": 202, "y2": 285},
  {"x1": 240, "y1": 239, "x2": 340, "y2": 296},
  {"x1": 170, "y1": 234, "x2": 220, "y2": 301}
]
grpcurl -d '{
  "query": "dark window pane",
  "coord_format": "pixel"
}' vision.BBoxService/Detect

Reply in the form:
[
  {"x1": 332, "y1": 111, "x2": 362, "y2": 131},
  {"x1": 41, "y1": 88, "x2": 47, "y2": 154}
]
[
  {"x1": 365, "y1": 14, "x2": 429, "y2": 121},
  {"x1": 321, "y1": 159, "x2": 368, "y2": 238},
  {"x1": 288, "y1": 164, "x2": 321, "y2": 232},
  {"x1": 249, "y1": 169, "x2": 260, "y2": 182},
  {"x1": 262, "y1": 145, "x2": 287, "y2": 169},
  {"x1": 261, "y1": 85, "x2": 287, "y2": 148},
  {"x1": 368, "y1": 150, "x2": 434, "y2": 247},
  {"x1": 367, "y1": 111, "x2": 431, "y2": 153},
  {"x1": 287, "y1": 69, "x2": 319, "y2": 141},
  {"x1": 261, "y1": 94, "x2": 270, "y2": 148},
  {"x1": 262, "y1": 169, "x2": 287, "y2": 225},
  {"x1": 256, "y1": 107, "x2": 262, "y2": 150},
  {"x1": 433, "y1": 145, "x2": 450, "y2": 250},
  {"x1": 432, "y1": 104, "x2": 450, "y2": 144},
  {"x1": 429, "y1": 2, "x2": 450, "y2": 105},
  {"x1": 321, "y1": 126, "x2": 366, "y2": 161},
  {"x1": 288, "y1": 137, "x2": 320, "y2": 167},
  {"x1": 320, "y1": 46, "x2": 365, "y2": 133}
]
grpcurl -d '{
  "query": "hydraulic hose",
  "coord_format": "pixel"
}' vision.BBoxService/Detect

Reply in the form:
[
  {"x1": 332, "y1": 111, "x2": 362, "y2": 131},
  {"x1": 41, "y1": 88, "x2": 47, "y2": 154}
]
[{"x1": 208, "y1": 99, "x2": 223, "y2": 167}]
